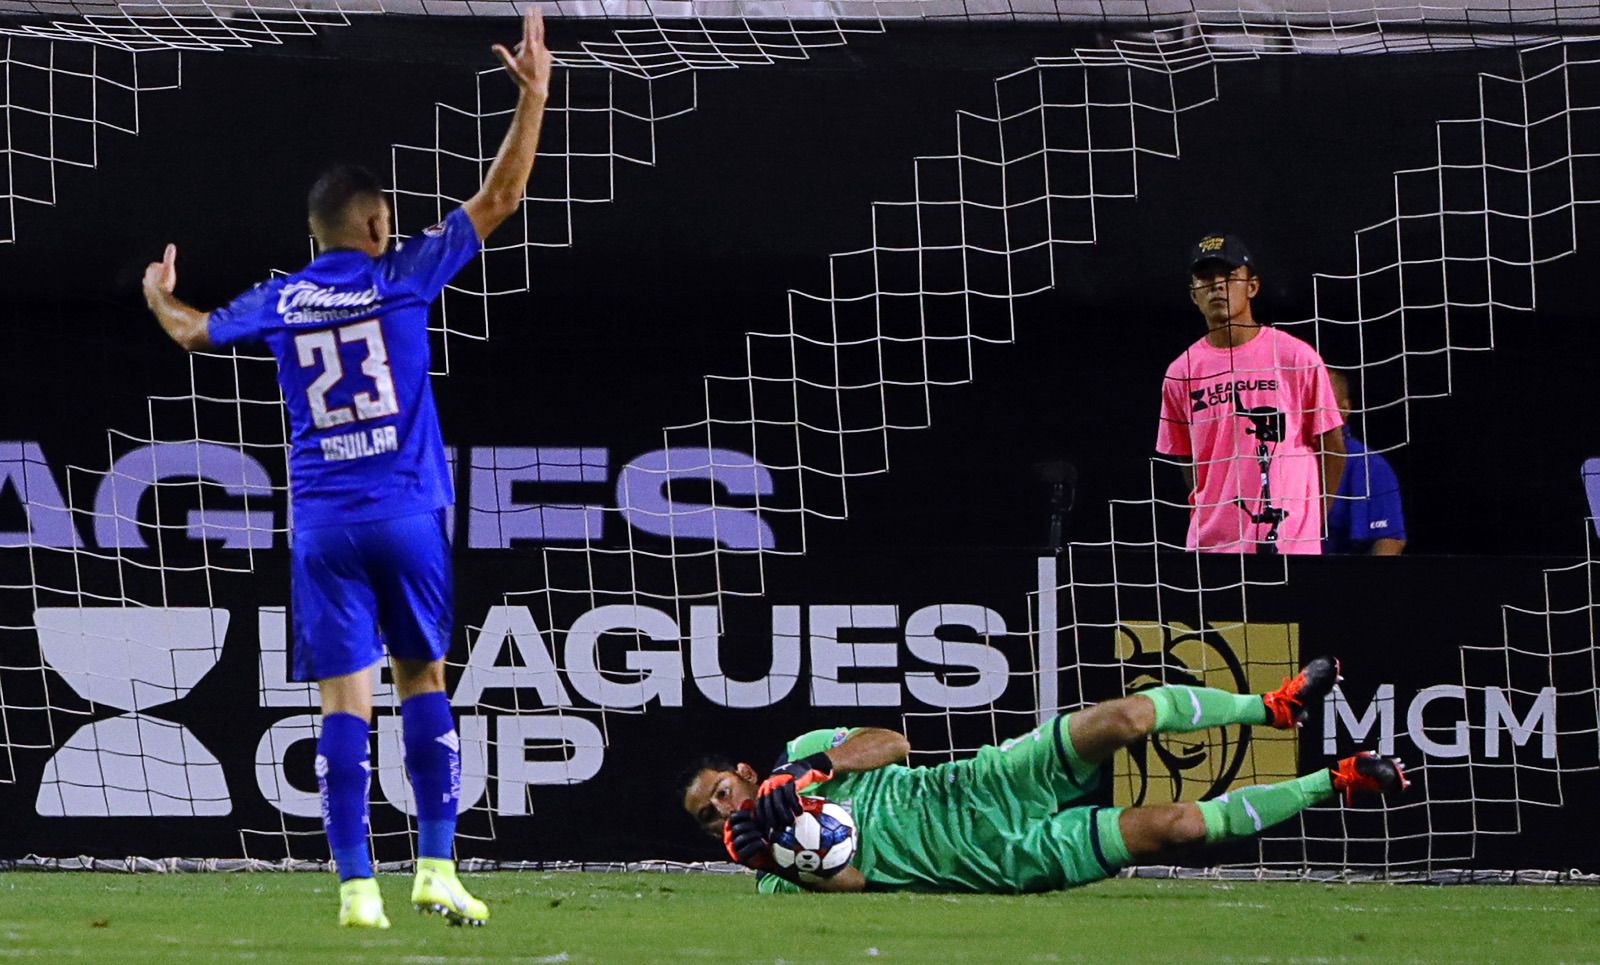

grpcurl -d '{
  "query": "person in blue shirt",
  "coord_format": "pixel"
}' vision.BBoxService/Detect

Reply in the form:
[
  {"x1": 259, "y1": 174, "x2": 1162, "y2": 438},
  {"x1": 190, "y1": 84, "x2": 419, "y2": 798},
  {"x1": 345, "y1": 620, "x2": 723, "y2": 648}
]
[
  {"x1": 1324, "y1": 370, "x2": 1407, "y2": 555},
  {"x1": 140, "y1": 8, "x2": 553, "y2": 930}
]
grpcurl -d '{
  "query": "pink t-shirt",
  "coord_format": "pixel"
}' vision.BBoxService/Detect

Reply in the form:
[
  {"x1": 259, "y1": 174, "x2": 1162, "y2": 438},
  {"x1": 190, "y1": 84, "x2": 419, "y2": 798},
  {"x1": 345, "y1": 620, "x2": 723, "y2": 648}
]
[{"x1": 1155, "y1": 326, "x2": 1343, "y2": 553}]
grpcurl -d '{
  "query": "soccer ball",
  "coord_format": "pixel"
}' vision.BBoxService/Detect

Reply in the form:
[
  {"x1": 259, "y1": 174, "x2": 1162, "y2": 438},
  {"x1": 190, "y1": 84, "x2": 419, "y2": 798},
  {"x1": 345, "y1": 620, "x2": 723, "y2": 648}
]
[{"x1": 770, "y1": 796, "x2": 856, "y2": 879}]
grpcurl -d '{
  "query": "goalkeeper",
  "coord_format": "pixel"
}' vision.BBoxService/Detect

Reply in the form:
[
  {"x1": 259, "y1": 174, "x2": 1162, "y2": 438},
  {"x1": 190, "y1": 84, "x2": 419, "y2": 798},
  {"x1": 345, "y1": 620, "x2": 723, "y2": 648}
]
[{"x1": 679, "y1": 657, "x2": 1408, "y2": 893}]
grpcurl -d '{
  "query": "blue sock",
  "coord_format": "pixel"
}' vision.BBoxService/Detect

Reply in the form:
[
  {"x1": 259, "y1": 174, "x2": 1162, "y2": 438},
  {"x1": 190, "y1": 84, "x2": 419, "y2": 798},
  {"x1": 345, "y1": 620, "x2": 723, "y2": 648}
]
[
  {"x1": 316, "y1": 712, "x2": 373, "y2": 881},
  {"x1": 401, "y1": 691, "x2": 459, "y2": 860}
]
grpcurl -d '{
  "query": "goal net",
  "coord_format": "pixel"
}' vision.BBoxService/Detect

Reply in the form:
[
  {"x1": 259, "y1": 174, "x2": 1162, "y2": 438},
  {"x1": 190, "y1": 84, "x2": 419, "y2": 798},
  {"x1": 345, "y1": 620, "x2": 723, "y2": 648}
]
[{"x1": 1, "y1": 0, "x2": 1596, "y2": 880}]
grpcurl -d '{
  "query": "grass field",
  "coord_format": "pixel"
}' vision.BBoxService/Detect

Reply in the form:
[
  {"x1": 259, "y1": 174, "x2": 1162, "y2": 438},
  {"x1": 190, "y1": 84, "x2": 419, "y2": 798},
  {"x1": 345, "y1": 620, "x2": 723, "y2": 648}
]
[{"x1": 0, "y1": 871, "x2": 1595, "y2": 964}]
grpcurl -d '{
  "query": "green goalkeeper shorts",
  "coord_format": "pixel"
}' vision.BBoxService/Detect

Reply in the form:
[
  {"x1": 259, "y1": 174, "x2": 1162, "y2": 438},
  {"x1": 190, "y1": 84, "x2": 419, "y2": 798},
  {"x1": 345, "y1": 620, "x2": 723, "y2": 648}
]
[
  {"x1": 978, "y1": 713, "x2": 1103, "y2": 806},
  {"x1": 955, "y1": 714, "x2": 1130, "y2": 889}
]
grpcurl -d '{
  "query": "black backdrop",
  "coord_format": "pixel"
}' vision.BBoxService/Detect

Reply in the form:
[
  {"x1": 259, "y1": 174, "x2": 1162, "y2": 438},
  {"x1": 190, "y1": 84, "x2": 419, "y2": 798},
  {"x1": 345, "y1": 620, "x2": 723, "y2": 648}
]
[
  {"x1": 6, "y1": 24, "x2": 1600, "y2": 555},
  {"x1": 0, "y1": 20, "x2": 1595, "y2": 873}
]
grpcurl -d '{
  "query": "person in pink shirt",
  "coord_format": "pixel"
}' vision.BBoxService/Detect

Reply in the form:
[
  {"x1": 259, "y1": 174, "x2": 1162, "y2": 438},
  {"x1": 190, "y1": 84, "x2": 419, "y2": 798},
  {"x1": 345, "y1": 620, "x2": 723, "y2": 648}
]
[{"x1": 1156, "y1": 234, "x2": 1345, "y2": 554}]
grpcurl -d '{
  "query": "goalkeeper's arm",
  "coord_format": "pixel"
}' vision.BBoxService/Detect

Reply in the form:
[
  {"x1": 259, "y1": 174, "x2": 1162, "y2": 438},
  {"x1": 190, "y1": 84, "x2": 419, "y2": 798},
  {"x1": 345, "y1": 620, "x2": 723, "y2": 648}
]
[
  {"x1": 464, "y1": 8, "x2": 554, "y2": 241},
  {"x1": 729, "y1": 809, "x2": 866, "y2": 894},
  {"x1": 755, "y1": 728, "x2": 909, "y2": 834},
  {"x1": 758, "y1": 865, "x2": 867, "y2": 894}
]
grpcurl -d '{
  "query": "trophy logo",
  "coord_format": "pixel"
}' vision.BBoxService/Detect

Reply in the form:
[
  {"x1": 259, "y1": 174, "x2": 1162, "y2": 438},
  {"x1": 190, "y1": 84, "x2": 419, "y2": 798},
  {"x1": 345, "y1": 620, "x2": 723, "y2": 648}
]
[
  {"x1": 33, "y1": 607, "x2": 232, "y2": 817},
  {"x1": 1113, "y1": 620, "x2": 1300, "y2": 807}
]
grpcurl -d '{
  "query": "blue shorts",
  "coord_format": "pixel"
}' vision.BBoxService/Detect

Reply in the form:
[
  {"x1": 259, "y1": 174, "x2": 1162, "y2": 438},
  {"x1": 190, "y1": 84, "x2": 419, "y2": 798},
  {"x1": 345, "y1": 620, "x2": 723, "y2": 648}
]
[{"x1": 290, "y1": 508, "x2": 452, "y2": 682}]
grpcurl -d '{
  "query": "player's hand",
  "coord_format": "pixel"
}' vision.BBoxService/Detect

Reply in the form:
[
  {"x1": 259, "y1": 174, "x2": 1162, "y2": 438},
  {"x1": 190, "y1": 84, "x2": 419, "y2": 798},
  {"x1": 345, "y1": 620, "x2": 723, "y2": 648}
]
[
  {"x1": 722, "y1": 805, "x2": 776, "y2": 871},
  {"x1": 493, "y1": 7, "x2": 553, "y2": 101},
  {"x1": 143, "y1": 244, "x2": 178, "y2": 300},
  {"x1": 754, "y1": 753, "x2": 833, "y2": 836}
]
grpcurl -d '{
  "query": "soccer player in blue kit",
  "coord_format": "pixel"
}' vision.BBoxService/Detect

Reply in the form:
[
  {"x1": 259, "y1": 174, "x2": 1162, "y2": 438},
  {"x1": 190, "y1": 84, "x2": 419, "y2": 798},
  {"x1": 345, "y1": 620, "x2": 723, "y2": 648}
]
[{"x1": 140, "y1": 9, "x2": 553, "y2": 930}]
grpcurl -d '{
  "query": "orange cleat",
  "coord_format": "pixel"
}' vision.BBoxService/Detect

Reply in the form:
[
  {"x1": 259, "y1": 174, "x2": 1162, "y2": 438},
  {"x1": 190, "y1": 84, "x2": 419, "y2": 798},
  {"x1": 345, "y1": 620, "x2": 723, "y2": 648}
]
[
  {"x1": 1330, "y1": 751, "x2": 1411, "y2": 804},
  {"x1": 1262, "y1": 655, "x2": 1341, "y2": 729}
]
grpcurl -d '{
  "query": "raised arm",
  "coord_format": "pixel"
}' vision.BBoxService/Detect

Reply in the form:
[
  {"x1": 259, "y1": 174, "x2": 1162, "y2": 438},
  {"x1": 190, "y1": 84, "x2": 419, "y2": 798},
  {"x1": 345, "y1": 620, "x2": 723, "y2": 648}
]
[
  {"x1": 143, "y1": 244, "x2": 211, "y2": 352},
  {"x1": 463, "y1": 8, "x2": 554, "y2": 242}
]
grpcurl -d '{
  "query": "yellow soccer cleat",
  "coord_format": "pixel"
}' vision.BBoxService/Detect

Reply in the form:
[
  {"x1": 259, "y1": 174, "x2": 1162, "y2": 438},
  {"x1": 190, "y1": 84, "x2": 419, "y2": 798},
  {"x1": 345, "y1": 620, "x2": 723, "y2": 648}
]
[
  {"x1": 412, "y1": 857, "x2": 489, "y2": 927},
  {"x1": 337, "y1": 877, "x2": 391, "y2": 929}
]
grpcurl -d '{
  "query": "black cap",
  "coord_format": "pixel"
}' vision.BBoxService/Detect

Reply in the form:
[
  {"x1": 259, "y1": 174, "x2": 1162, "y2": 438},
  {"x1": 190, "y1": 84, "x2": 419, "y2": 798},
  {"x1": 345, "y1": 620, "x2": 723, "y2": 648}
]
[{"x1": 1189, "y1": 233, "x2": 1254, "y2": 273}]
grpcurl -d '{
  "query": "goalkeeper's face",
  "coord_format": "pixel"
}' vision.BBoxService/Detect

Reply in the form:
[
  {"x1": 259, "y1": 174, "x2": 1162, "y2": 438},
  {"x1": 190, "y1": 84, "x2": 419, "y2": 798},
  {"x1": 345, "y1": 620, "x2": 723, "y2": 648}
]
[{"x1": 683, "y1": 763, "x2": 760, "y2": 838}]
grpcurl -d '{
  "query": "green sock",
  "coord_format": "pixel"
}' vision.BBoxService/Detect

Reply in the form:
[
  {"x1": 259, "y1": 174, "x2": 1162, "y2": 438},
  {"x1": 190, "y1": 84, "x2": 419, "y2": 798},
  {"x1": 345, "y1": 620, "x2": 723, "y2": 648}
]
[
  {"x1": 1196, "y1": 771, "x2": 1335, "y2": 845},
  {"x1": 1141, "y1": 685, "x2": 1269, "y2": 733}
]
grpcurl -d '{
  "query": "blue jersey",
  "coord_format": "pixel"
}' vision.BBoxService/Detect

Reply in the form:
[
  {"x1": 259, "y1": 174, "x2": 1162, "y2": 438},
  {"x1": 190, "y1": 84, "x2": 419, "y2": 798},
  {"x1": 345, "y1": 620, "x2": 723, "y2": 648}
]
[
  {"x1": 1324, "y1": 432, "x2": 1406, "y2": 554},
  {"x1": 207, "y1": 207, "x2": 480, "y2": 529}
]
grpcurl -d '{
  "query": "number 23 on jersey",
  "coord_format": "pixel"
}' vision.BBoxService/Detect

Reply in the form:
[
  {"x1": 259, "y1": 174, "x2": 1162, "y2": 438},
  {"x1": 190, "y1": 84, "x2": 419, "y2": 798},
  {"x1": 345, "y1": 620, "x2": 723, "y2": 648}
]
[{"x1": 294, "y1": 320, "x2": 400, "y2": 430}]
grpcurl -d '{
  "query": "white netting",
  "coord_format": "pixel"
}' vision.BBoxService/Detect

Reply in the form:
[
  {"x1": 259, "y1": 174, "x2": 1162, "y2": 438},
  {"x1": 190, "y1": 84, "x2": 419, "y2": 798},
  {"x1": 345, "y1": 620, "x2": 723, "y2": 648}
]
[
  {"x1": 0, "y1": 39, "x2": 179, "y2": 242},
  {"x1": 4, "y1": 3, "x2": 1598, "y2": 877}
]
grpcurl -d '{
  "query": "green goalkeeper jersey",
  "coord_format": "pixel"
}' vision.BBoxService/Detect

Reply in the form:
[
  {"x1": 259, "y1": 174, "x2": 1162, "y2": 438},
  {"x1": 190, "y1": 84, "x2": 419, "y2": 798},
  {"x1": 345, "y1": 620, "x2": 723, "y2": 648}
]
[{"x1": 757, "y1": 725, "x2": 1116, "y2": 894}]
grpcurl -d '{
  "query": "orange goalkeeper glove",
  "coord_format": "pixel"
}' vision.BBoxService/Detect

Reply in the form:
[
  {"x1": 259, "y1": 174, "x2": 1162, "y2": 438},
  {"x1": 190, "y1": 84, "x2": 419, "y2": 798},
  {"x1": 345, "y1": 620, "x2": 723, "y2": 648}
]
[{"x1": 754, "y1": 752, "x2": 834, "y2": 835}]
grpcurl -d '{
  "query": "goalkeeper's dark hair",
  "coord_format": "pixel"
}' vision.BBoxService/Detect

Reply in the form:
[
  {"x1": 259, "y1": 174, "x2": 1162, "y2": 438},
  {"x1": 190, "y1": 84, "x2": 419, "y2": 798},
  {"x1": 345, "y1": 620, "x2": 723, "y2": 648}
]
[
  {"x1": 307, "y1": 164, "x2": 385, "y2": 234},
  {"x1": 674, "y1": 752, "x2": 739, "y2": 804}
]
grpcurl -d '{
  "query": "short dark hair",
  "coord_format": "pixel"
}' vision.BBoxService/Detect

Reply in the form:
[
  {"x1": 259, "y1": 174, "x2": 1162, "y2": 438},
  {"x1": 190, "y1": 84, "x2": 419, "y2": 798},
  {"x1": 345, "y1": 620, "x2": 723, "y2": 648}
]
[
  {"x1": 307, "y1": 164, "x2": 385, "y2": 233},
  {"x1": 674, "y1": 752, "x2": 738, "y2": 807}
]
